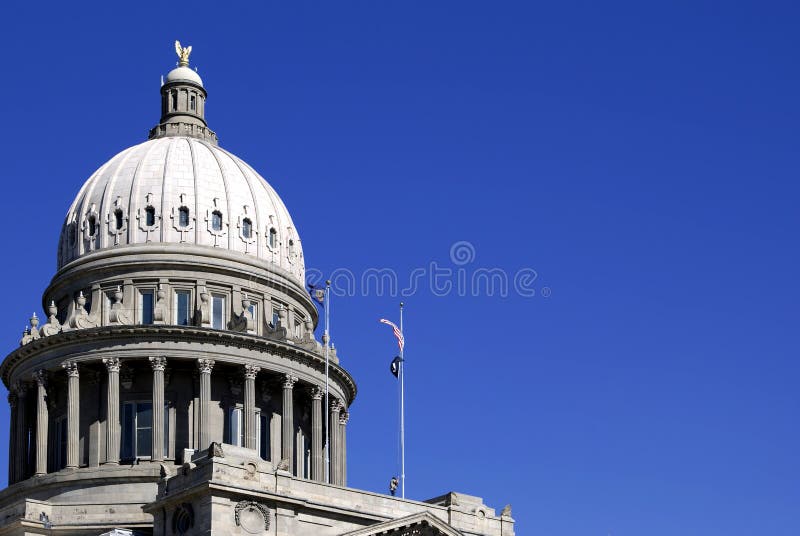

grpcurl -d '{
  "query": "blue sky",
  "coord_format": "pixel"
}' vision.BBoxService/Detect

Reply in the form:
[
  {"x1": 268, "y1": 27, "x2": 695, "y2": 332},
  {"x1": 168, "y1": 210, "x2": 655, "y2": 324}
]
[{"x1": 1, "y1": 1, "x2": 798, "y2": 534}]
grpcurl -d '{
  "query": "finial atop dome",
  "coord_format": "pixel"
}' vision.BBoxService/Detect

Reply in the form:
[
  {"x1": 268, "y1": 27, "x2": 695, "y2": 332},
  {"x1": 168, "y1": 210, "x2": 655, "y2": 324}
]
[
  {"x1": 175, "y1": 40, "x2": 192, "y2": 67},
  {"x1": 149, "y1": 41, "x2": 217, "y2": 144}
]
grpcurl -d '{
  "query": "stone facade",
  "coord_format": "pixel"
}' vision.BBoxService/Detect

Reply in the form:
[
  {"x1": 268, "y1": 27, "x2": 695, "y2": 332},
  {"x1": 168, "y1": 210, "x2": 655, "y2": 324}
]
[{"x1": 0, "y1": 43, "x2": 515, "y2": 536}]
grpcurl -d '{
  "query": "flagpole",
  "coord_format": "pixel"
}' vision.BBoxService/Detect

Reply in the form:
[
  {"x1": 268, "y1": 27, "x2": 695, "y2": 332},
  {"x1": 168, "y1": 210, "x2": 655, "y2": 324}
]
[
  {"x1": 324, "y1": 280, "x2": 331, "y2": 484},
  {"x1": 399, "y1": 302, "x2": 405, "y2": 499}
]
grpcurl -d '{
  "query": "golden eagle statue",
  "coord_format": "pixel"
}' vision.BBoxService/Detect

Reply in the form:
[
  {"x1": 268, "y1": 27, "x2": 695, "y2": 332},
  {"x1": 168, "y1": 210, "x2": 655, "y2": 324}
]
[{"x1": 175, "y1": 40, "x2": 192, "y2": 67}]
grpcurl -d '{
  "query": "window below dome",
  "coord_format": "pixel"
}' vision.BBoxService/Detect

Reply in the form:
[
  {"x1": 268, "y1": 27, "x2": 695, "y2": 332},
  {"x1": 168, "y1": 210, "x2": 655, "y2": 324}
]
[
  {"x1": 114, "y1": 209, "x2": 124, "y2": 230},
  {"x1": 211, "y1": 211, "x2": 223, "y2": 231},
  {"x1": 242, "y1": 218, "x2": 252, "y2": 238},
  {"x1": 145, "y1": 206, "x2": 156, "y2": 227},
  {"x1": 121, "y1": 401, "x2": 169, "y2": 459},
  {"x1": 174, "y1": 290, "x2": 192, "y2": 326},
  {"x1": 211, "y1": 293, "x2": 226, "y2": 329},
  {"x1": 259, "y1": 413, "x2": 271, "y2": 461},
  {"x1": 87, "y1": 215, "x2": 97, "y2": 237},
  {"x1": 53, "y1": 415, "x2": 67, "y2": 471},
  {"x1": 190, "y1": 94, "x2": 196, "y2": 111},
  {"x1": 139, "y1": 289, "x2": 155, "y2": 325},
  {"x1": 171, "y1": 90, "x2": 178, "y2": 111},
  {"x1": 269, "y1": 228, "x2": 277, "y2": 248},
  {"x1": 178, "y1": 207, "x2": 190, "y2": 227}
]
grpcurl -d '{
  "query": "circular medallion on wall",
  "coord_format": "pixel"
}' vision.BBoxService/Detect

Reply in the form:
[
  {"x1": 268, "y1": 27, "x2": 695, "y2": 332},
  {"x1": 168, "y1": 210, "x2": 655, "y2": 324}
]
[{"x1": 234, "y1": 500, "x2": 270, "y2": 534}]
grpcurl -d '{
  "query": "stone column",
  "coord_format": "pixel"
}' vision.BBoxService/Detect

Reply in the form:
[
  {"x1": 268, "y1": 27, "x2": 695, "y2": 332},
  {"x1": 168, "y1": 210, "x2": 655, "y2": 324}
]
[
  {"x1": 62, "y1": 361, "x2": 80, "y2": 469},
  {"x1": 329, "y1": 399, "x2": 342, "y2": 485},
  {"x1": 243, "y1": 365, "x2": 260, "y2": 450},
  {"x1": 339, "y1": 410, "x2": 349, "y2": 487},
  {"x1": 13, "y1": 382, "x2": 29, "y2": 481},
  {"x1": 281, "y1": 375, "x2": 297, "y2": 473},
  {"x1": 32, "y1": 371, "x2": 48, "y2": 476},
  {"x1": 102, "y1": 357, "x2": 121, "y2": 465},
  {"x1": 7, "y1": 392, "x2": 18, "y2": 483},
  {"x1": 150, "y1": 357, "x2": 167, "y2": 461},
  {"x1": 310, "y1": 386, "x2": 323, "y2": 481},
  {"x1": 197, "y1": 359, "x2": 215, "y2": 449}
]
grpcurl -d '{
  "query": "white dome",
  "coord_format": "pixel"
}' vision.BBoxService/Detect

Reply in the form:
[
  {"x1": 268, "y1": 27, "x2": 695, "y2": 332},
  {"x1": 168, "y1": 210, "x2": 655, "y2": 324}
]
[
  {"x1": 59, "y1": 136, "x2": 304, "y2": 284},
  {"x1": 165, "y1": 65, "x2": 203, "y2": 86}
]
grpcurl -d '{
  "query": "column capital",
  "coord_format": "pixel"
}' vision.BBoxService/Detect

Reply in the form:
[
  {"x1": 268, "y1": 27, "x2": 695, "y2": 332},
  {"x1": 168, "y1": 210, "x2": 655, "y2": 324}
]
[
  {"x1": 149, "y1": 356, "x2": 167, "y2": 371},
  {"x1": 7, "y1": 391, "x2": 17, "y2": 408},
  {"x1": 197, "y1": 358, "x2": 215, "y2": 374},
  {"x1": 243, "y1": 364, "x2": 261, "y2": 380},
  {"x1": 282, "y1": 374, "x2": 298, "y2": 389},
  {"x1": 102, "y1": 357, "x2": 121, "y2": 372},
  {"x1": 12, "y1": 380, "x2": 29, "y2": 397},
  {"x1": 62, "y1": 360, "x2": 79, "y2": 378},
  {"x1": 330, "y1": 398, "x2": 344, "y2": 413},
  {"x1": 339, "y1": 411, "x2": 350, "y2": 426},
  {"x1": 310, "y1": 386, "x2": 324, "y2": 400},
  {"x1": 32, "y1": 369, "x2": 48, "y2": 387}
]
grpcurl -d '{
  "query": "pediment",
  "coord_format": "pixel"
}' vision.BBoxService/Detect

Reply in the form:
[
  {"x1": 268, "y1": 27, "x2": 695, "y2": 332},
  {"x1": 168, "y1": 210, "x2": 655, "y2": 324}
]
[{"x1": 340, "y1": 511, "x2": 463, "y2": 536}]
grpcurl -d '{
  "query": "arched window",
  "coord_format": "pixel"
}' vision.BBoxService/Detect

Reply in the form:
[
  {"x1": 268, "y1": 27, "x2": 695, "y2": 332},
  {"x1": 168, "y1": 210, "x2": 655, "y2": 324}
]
[
  {"x1": 87, "y1": 215, "x2": 97, "y2": 237},
  {"x1": 171, "y1": 90, "x2": 178, "y2": 111},
  {"x1": 179, "y1": 207, "x2": 190, "y2": 227},
  {"x1": 190, "y1": 94, "x2": 196, "y2": 111},
  {"x1": 145, "y1": 206, "x2": 156, "y2": 227},
  {"x1": 114, "y1": 209, "x2": 124, "y2": 230},
  {"x1": 242, "y1": 218, "x2": 252, "y2": 238},
  {"x1": 269, "y1": 228, "x2": 277, "y2": 248},
  {"x1": 211, "y1": 211, "x2": 223, "y2": 231}
]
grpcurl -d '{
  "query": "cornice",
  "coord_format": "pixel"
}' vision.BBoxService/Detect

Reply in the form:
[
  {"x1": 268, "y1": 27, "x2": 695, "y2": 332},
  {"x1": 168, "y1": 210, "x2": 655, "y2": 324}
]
[{"x1": 0, "y1": 325, "x2": 356, "y2": 404}]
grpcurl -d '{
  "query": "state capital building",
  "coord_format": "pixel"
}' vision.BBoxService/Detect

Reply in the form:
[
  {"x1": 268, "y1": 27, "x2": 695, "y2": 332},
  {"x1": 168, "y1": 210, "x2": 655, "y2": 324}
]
[{"x1": 0, "y1": 44, "x2": 516, "y2": 536}]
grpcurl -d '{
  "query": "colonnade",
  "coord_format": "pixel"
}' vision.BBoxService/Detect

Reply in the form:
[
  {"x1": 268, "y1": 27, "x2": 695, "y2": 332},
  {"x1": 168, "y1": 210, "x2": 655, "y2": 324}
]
[{"x1": 6, "y1": 357, "x2": 349, "y2": 486}]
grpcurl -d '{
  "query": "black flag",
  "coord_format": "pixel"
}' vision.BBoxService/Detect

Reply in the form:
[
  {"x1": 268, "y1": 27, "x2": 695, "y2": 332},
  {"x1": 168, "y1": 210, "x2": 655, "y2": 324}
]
[{"x1": 390, "y1": 356, "x2": 403, "y2": 378}]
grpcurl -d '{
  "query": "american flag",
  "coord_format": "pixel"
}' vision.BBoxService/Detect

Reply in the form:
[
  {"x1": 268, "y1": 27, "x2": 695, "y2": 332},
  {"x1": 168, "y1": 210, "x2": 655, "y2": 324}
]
[{"x1": 379, "y1": 318, "x2": 404, "y2": 351}]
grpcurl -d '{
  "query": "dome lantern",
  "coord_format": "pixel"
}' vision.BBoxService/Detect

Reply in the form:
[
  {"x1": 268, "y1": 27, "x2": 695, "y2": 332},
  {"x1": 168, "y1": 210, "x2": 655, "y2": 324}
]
[{"x1": 148, "y1": 41, "x2": 218, "y2": 144}]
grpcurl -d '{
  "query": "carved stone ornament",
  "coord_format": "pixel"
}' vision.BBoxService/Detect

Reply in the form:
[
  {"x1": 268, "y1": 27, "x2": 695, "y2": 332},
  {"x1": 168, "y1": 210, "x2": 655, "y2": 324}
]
[
  {"x1": 310, "y1": 386, "x2": 323, "y2": 400},
  {"x1": 197, "y1": 358, "x2": 215, "y2": 374},
  {"x1": 234, "y1": 500, "x2": 270, "y2": 533},
  {"x1": 103, "y1": 357, "x2": 121, "y2": 373},
  {"x1": 282, "y1": 374, "x2": 298, "y2": 390},
  {"x1": 32, "y1": 369, "x2": 48, "y2": 387},
  {"x1": 149, "y1": 356, "x2": 167, "y2": 371},
  {"x1": 243, "y1": 364, "x2": 260, "y2": 380},
  {"x1": 62, "y1": 360, "x2": 79, "y2": 378},
  {"x1": 41, "y1": 300, "x2": 61, "y2": 337},
  {"x1": 109, "y1": 286, "x2": 132, "y2": 325},
  {"x1": 208, "y1": 442, "x2": 224, "y2": 458},
  {"x1": 70, "y1": 291, "x2": 99, "y2": 329}
]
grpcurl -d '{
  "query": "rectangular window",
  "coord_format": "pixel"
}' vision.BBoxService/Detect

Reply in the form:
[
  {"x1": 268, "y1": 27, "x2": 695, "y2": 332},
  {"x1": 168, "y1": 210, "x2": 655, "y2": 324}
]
[
  {"x1": 212, "y1": 294, "x2": 226, "y2": 329},
  {"x1": 228, "y1": 406, "x2": 243, "y2": 447},
  {"x1": 294, "y1": 314, "x2": 303, "y2": 338},
  {"x1": 55, "y1": 416, "x2": 67, "y2": 470},
  {"x1": 248, "y1": 302, "x2": 257, "y2": 333},
  {"x1": 139, "y1": 289, "x2": 155, "y2": 325},
  {"x1": 122, "y1": 401, "x2": 169, "y2": 459},
  {"x1": 271, "y1": 303, "x2": 283, "y2": 328},
  {"x1": 175, "y1": 290, "x2": 192, "y2": 326},
  {"x1": 258, "y1": 413, "x2": 270, "y2": 460}
]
